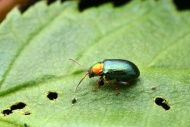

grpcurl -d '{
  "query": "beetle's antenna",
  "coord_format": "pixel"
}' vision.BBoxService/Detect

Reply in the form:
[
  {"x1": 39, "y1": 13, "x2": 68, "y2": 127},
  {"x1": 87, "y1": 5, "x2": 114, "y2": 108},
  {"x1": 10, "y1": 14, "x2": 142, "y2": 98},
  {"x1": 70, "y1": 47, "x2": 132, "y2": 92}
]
[
  {"x1": 75, "y1": 72, "x2": 89, "y2": 92},
  {"x1": 69, "y1": 58, "x2": 89, "y2": 91},
  {"x1": 69, "y1": 58, "x2": 88, "y2": 72}
]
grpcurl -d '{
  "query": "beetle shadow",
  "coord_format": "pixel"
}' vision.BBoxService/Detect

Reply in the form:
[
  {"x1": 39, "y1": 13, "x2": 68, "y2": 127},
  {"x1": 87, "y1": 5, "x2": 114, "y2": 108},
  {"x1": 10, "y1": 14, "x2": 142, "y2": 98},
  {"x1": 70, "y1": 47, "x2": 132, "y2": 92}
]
[
  {"x1": 116, "y1": 78, "x2": 140, "y2": 90},
  {"x1": 98, "y1": 78, "x2": 140, "y2": 93}
]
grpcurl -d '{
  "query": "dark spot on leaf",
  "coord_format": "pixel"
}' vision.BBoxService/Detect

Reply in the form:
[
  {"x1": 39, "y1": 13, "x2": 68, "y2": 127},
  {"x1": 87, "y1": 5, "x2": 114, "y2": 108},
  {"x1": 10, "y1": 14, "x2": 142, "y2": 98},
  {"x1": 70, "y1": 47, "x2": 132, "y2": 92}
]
[
  {"x1": 11, "y1": 102, "x2": 26, "y2": 110},
  {"x1": 47, "y1": 91, "x2": 58, "y2": 100},
  {"x1": 72, "y1": 98, "x2": 77, "y2": 104},
  {"x1": 155, "y1": 97, "x2": 170, "y2": 110},
  {"x1": 173, "y1": 0, "x2": 190, "y2": 11},
  {"x1": 2, "y1": 109, "x2": 12, "y2": 116}
]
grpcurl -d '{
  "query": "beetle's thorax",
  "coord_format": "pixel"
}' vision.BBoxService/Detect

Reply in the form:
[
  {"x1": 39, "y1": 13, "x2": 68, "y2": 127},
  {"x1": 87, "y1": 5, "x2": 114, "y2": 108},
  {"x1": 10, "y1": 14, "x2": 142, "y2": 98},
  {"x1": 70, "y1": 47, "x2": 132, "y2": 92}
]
[{"x1": 89, "y1": 62, "x2": 104, "y2": 78}]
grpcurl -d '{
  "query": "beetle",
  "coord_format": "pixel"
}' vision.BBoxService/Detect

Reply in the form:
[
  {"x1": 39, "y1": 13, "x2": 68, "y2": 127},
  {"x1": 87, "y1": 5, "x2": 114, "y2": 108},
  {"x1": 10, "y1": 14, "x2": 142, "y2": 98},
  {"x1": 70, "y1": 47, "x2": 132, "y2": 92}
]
[{"x1": 69, "y1": 59, "x2": 140, "y2": 95}]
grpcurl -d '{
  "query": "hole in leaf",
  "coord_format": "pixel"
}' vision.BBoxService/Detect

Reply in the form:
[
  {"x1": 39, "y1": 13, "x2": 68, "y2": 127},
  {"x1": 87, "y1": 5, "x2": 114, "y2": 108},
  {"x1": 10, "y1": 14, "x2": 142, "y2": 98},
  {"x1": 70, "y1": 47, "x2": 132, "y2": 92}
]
[
  {"x1": 173, "y1": 0, "x2": 190, "y2": 11},
  {"x1": 155, "y1": 97, "x2": 170, "y2": 110},
  {"x1": 47, "y1": 91, "x2": 58, "y2": 100},
  {"x1": 162, "y1": 103, "x2": 170, "y2": 110},
  {"x1": 2, "y1": 109, "x2": 12, "y2": 116},
  {"x1": 72, "y1": 98, "x2": 77, "y2": 104},
  {"x1": 11, "y1": 102, "x2": 26, "y2": 110},
  {"x1": 155, "y1": 97, "x2": 164, "y2": 106}
]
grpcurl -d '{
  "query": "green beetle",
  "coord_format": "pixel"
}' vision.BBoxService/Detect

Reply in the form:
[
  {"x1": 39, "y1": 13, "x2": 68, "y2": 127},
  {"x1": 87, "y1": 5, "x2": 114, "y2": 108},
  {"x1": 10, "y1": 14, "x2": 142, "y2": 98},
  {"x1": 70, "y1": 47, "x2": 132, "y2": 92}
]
[{"x1": 70, "y1": 59, "x2": 140, "y2": 95}]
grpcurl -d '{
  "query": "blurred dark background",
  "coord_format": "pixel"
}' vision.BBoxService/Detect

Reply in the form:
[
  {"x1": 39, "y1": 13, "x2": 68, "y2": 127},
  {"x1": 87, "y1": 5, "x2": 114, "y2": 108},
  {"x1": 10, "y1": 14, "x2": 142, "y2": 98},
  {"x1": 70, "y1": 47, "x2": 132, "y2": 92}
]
[{"x1": 0, "y1": 0, "x2": 190, "y2": 23}]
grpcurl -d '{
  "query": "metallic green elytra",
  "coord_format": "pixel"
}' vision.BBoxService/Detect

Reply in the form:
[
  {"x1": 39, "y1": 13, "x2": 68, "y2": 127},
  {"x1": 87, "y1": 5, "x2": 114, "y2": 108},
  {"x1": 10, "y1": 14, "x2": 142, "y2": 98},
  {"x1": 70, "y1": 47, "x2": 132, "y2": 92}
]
[
  {"x1": 70, "y1": 59, "x2": 140, "y2": 95},
  {"x1": 89, "y1": 59, "x2": 140, "y2": 80}
]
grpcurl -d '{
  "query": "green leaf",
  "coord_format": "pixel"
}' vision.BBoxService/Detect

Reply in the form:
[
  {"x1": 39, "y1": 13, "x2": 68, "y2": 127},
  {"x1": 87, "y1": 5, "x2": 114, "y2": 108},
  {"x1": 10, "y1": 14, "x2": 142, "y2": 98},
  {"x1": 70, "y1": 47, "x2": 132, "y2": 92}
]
[{"x1": 0, "y1": 1, "x2": 190, "y2": 127}]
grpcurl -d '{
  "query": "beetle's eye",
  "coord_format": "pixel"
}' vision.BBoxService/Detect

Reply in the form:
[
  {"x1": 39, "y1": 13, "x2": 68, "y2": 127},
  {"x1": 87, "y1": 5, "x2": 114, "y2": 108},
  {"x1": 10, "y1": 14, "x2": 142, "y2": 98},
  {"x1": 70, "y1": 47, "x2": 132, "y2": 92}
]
[{"x1": 89, "y1": 70, "x2": 94, "y2": 78}]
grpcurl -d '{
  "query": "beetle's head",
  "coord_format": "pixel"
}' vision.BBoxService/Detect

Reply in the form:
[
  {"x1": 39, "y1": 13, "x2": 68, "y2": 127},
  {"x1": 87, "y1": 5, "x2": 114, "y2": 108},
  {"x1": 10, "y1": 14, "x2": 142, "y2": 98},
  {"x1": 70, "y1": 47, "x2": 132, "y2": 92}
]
[
  {"x1": 69, "y1": 58, "x2": 103, "y2": 92},
  {"x1": 89, "y1": 62, "x2": 103, "y2": 78}
]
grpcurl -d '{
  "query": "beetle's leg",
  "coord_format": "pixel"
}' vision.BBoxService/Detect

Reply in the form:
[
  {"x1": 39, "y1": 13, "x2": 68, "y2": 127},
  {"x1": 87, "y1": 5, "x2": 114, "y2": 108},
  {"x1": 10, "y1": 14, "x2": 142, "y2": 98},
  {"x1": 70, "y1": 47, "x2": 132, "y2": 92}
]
[
  {"x1": 93, "y1": 76, "x2": 103, "y2": 90},
  {"x1": 99, "y1": 79, "x2": 104, "y2": 86},
  {"x1": 105, "y1": 78, "x2": 119, "y2": 95}
]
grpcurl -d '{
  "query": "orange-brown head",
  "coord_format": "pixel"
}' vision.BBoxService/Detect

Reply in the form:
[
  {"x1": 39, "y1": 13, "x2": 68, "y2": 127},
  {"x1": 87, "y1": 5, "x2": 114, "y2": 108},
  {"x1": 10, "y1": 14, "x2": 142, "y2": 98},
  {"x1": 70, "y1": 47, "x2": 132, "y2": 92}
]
[
  {"x1": 69, "y1": 58, "x2": 104, "y2": 92},
  {"x1": 89, "y1": 62, "x2": 104, "y2": 78}
]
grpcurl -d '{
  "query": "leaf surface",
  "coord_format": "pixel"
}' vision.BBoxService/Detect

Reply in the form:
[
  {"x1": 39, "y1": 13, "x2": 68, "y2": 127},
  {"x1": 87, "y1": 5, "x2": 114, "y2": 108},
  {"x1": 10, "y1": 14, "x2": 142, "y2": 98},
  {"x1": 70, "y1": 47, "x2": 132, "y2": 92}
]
[{"x1": 0, "y1": 1, "x2": 190, "y2": 127}]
